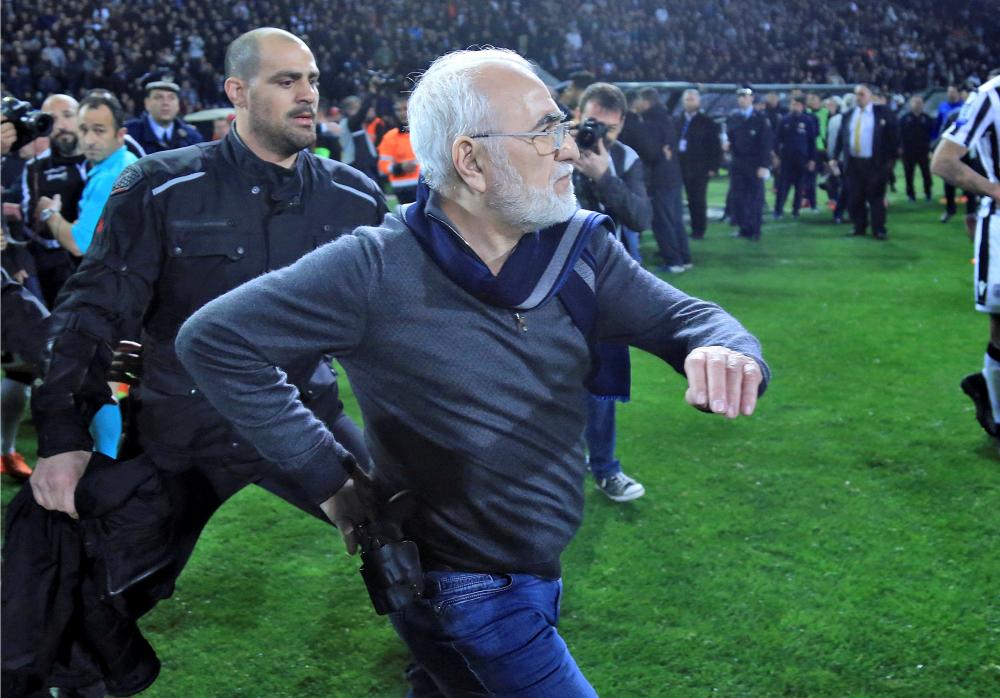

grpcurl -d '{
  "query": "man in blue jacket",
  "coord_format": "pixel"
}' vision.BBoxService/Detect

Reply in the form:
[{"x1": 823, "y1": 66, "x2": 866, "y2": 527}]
[{"x1": 773, "y1": 96, "x2": 817, "y2": 219}]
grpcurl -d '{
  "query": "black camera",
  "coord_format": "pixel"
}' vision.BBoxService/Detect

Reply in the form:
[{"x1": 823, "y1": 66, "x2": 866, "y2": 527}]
[
  {"x1": 1, "y1": 97, "x2": 54, "y2": 153},
  {"x1": 575, "y1": 117, "x2": 609, "y2": 153}
]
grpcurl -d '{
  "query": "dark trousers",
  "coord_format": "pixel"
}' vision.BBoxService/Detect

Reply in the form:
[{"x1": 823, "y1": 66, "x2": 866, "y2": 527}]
[
  {"x1": 803, "y1": 168, "x2": 817, "y2": 208},
  {"x1": 119, "y1": 408, "x2": 367, "y2": 616},
  {"x1": 846, "y1": 156, "x2": 888, "y2": 235},
  {"x1": 902, "y1": 151, "x2": 932, "y2": 200},
  {"x1": 730, "y1": 169, "x2": 764, "y2": 238},
  {"x1": 651, "y1": 184, "x2": 690, "y2": 265},
  {"x1": 944, "y1": 181, "x2": 978, "y2": 215},
  {"x1": 681, "y1": 169, "x2": 710, "y2": 236},
  {"x1": 774, "y1": 159, "x2": 806, "y2": 215}
]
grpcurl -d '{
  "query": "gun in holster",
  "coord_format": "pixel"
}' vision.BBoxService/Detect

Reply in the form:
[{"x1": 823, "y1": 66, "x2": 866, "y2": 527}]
[{"x1": 356, "y1": 490, "x2": 424, "y2": 615}]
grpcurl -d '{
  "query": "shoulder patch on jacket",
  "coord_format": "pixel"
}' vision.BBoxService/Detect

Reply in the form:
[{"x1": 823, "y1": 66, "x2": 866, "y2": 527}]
[{"x1": 111, "y1": 164, "x2": 143, "y2": 196}]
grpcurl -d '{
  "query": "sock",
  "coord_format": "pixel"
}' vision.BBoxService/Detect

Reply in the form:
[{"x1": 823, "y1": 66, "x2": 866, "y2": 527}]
[
  {"x1": 984, "y1": 344, "x2": 1000, "y2": 425},
  {"x1": 90, "y1": 402, "x2": 122, "y2": 458},
  {"x1": 1, "y1": 378, "x2": 29, "y2": 454}
]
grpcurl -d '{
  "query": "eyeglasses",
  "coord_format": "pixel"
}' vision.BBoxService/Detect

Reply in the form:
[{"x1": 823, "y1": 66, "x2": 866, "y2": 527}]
[{"x1": 470, "y1": 121, "x2": 574, "y2": 156}]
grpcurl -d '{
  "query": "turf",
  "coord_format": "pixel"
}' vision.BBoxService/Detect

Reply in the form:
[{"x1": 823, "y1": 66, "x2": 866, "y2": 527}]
[{"x1": 3, "y1": 172, "x2": 998, "y2": 697}]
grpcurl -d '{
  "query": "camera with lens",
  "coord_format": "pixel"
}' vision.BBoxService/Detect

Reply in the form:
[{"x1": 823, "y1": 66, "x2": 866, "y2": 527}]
[
  {"x1": 575, "y1": 117, "x2": 609, "y2": 153},
  {"x1": 1, "y1": 97, "x2": 54, "y2": 152}
]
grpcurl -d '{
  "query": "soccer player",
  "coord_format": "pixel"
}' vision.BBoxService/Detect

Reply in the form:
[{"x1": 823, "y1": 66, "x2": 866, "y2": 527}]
[{"x1": 932, "y1": 71, "x2": 1000, "y2": 438}]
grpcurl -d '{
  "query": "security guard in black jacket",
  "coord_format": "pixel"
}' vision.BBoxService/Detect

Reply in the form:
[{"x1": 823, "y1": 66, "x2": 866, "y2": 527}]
[
  {"x1": 26, "y1": 29, "x2": 386, "y2": 690},
  {"x1": 726, "y1": 86, "x2": 773, "y2": 240}
]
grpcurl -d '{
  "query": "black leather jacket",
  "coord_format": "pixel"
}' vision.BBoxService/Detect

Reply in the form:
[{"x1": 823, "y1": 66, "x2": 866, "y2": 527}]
[{"x1": 33, "y1": 127, "x2": 387, "y2": 465}]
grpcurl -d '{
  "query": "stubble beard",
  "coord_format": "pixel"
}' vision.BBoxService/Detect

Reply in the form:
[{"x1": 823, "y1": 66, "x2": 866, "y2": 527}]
[{"x1": 248, "y1": 106, "x2": 316, "y2": 160}]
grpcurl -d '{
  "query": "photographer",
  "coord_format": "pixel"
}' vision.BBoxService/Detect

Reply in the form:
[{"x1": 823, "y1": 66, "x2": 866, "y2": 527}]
[
  {"x1": 572, "y1": 82, "x2": 652, "y2": 502},
  {"x1": 20, "y1": 94, "x2": 86, "y2": 308}
]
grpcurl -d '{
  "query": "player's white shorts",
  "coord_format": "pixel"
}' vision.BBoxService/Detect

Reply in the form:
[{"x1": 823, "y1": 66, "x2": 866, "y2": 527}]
[{"x1": 974, "y1": 202, "x2": 1000, "y2": 313}]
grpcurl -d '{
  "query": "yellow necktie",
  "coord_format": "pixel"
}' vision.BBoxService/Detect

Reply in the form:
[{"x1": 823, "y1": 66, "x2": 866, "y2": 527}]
[{"x1": 852, "y1": 110, "x2": 862, "y2": 155}]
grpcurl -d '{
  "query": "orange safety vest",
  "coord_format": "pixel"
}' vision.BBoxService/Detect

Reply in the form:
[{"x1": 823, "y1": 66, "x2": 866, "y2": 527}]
[{"x1": 377, "y1": 127, "x2": 420, "y2": 189}]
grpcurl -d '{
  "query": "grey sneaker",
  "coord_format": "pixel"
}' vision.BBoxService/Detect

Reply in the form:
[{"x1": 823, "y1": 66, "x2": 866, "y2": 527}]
[{"x1": 595, "y1": 472, "x2": 646, "y2": 502}]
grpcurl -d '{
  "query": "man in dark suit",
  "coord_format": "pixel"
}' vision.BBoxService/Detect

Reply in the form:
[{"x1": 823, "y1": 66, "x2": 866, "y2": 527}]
[
  {"x1": 899, "y1": 95, "x2": 934, "y2": 202},
  {"x1": 677, "y1": 89, "x2": 722, "y2": 239},
  {"x1": 636, "y1": 87, "x2": 690, "y2": 272},
  {"x1": 123, "y1": 80, "x2": 204, "y2": 155},
  {"x1": 726, "y1": 85, "x2": 773, "y2": 241},
  {"x1": 830, "y1": 84, "x2": 899, "y2": 240}
]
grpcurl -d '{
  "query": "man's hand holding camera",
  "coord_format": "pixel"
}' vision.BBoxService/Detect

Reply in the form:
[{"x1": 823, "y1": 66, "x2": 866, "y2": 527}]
[{"x1": 573, "y1": 136, "x2": 610, "y2": 180}]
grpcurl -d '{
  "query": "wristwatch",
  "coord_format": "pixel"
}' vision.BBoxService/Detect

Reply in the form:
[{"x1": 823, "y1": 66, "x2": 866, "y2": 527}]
[{"x1": 40, "y1": 207, "x2": 59, "y2": 223}]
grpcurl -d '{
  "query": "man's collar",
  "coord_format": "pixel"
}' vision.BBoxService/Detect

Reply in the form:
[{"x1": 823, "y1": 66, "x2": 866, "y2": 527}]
[
  {"x1": 90, "y1": 145, "x2": 127, "y2": 172},
  {"x1": 146, "y1": 112, "x2": 173, "y2": 139},
  {"x1": 224, "y1": 124, "x2": 303, "y2": 192}
]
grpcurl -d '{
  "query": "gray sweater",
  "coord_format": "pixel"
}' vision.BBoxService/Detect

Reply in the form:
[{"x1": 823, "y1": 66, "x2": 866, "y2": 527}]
[{"x1": 176, "y1": 210, "x2": 769, "y2": 578}]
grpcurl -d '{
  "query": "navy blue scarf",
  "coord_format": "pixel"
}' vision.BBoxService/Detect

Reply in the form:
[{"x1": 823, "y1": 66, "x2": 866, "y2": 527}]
[{"x1": 401, "y1": 181, "x2": 630, "y2": 401}]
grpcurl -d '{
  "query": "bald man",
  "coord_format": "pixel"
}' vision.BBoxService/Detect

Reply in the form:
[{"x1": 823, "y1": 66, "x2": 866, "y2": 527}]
[
  {"x1": 19, "y1": 93, "x2": 85, "y2": 307},
  {"x1": 20, "y1": 28, "x2": 386, "y2": 692}
]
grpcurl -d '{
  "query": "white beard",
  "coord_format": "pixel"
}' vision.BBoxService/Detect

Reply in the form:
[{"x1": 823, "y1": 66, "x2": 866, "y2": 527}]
[{"x1": 487, "y1": 149, "x2": 578, "y2": 231}]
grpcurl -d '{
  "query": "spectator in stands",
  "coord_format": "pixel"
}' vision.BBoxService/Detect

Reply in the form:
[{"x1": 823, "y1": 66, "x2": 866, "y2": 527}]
[
  {"x1": 378, "y1": 94, "x2": 419, "y2": 204},
  {"x1": 571, "y1": 82, "x2": 652, "y2": 503},
  {"x1": 899, "y1": 94, "x2": 934, "y2": 202},
  {"x1": 677, "y1": 88, "x2": 722, "y2": 240},
  {"x1": 124, "y1": 80, "x2": 203, "y2": 155}
]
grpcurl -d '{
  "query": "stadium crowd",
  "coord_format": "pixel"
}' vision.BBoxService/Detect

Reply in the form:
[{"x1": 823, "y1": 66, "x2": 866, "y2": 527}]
[{"x1": 2, "y1": 0, "x2": 998, "y2": 111}]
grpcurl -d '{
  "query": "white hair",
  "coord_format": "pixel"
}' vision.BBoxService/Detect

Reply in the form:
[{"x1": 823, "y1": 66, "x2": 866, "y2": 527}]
[{"x1": 408, "y1": 47, "x2": 537, "y2": 193}]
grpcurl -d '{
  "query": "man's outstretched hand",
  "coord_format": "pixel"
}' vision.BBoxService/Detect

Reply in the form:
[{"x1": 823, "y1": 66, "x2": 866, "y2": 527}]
[{"x1": 684, "y1": 346, "x2": 763, "y2": 419}]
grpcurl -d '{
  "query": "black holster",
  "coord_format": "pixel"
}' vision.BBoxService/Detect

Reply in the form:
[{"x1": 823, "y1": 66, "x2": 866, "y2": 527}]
[{"x1": 356, "y1": 492, "x2": 424, "y2": 615}]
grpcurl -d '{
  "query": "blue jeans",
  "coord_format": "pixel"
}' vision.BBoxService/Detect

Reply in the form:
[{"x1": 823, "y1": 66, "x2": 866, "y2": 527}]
[
  {"x1": 585, "y1": 396, "x2": 620, "y2": 480},
  {"x1": 390, "y1": 571, "x2": 597, "y2": 697}
]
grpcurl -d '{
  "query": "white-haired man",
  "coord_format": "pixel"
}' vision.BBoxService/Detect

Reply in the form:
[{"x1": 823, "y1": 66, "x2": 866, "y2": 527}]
[{"x1": 177, "y1": 48, "x2": 770, "y2": 695}]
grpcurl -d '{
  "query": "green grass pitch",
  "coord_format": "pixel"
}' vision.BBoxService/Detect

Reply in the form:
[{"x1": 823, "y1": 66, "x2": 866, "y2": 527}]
[{"x1": 3, "y1": 171, "x2": 998, "y2": 696}]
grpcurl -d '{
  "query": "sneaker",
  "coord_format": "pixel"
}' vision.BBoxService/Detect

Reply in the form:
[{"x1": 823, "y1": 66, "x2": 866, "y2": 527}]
[
  {"x1": 682, "y1": 262, "x2": 695, "y2": 270},
  {"x1": 656, "y1": 264, "x2": 687, "y2": 274},
  {"x1": 595, "y1": 472, "x2": 646, "y2": 502},
  {"x1": 960, "y1": 372, "x2": 1000, "y2": 438},
  {"x1": 1, "y1": 452, "x2": 33, "y2": 480},
  {"x1": 940, "y1": 212, "x2": 953, "y2": 223}
]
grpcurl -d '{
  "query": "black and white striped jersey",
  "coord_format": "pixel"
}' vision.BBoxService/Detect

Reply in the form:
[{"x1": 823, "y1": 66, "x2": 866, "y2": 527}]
[{"x1": 943, "y1": 74, "x2": 1000, "y2": 191}]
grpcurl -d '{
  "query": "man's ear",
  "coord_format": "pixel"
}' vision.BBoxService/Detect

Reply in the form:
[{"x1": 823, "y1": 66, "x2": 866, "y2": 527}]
[
  {"x1": 225, "y1": 77, "x2": 248, "y2": 109},
  {"x1": 452, "y1": 136, "x2": 487, "y2": 194}
]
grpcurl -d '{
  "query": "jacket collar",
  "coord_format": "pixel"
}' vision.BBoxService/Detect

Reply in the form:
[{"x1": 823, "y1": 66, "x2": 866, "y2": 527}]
[{"x1": 222, "y1": 124, "x2": 306, "y2": 203}]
